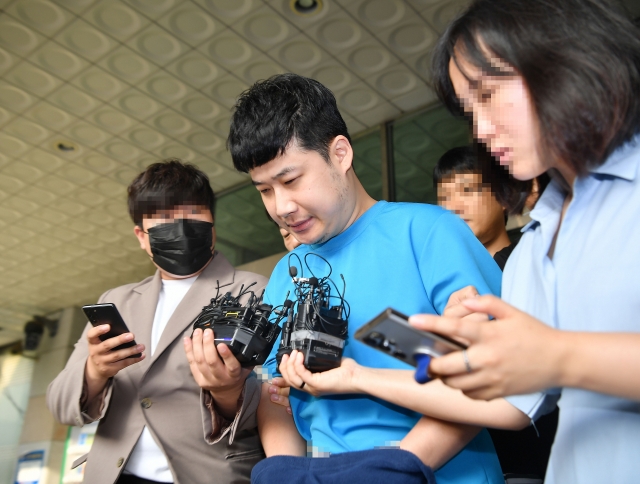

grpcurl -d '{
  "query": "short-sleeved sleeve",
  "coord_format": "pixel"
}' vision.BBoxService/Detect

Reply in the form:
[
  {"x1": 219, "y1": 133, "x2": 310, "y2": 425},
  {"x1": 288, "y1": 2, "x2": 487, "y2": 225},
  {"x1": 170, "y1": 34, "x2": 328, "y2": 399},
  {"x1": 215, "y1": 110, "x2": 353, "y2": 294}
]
[{"x1": 419, "y1": 212, "x2": 502, "y2": 313}]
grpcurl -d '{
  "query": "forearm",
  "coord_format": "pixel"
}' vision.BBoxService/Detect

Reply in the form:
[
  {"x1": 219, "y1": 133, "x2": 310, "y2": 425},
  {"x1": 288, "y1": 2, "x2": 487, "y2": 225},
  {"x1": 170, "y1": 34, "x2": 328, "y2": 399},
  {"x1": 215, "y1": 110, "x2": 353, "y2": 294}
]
[
  {"x1": 558, "y1": 332, "x2": 640, "y2": 400},
  {"x1": 400, "y1": 416, "x2": 480, "y2": 469},
  {"x1": 352, "y1": 367, "x2": 528, "y2": 429},
  {"x1": 257, "y1": 384, "x2": 306, "y2": 457}
]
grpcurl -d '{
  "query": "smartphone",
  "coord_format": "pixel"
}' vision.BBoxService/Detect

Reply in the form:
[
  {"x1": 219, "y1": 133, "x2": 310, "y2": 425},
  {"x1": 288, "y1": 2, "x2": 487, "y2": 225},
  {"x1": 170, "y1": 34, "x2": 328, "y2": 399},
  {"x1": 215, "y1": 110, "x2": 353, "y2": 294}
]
[
  {"x1": 355, "y1": 308, "x2": 466, "y2": 367},
  {"x1": 82, "y1": 303, "x2": 141, "y2": 359}
]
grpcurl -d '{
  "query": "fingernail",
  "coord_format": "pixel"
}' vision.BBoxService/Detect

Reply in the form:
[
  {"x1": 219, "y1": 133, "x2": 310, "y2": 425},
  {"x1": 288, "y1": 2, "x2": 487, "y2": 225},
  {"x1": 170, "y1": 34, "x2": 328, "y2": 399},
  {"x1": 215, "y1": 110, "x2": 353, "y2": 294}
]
[
  {"x1": 100, "y1": 324, "x2": 109, "y2": 331},
  {"x1": 268, "y1": 386, "x2": 277, "y2": 394},
  {"x1": 136, "y1": 345, "x2": 144, "y2": 351},
  {"x1": 123, "y1": 333, "x2": 133, "y2": 341},
  {"x1": 270, "y1": 394, "x2": 279, "y2": 402},
  {"x1": 287, "y1": 408, "x2": 292, "y2": 415}
]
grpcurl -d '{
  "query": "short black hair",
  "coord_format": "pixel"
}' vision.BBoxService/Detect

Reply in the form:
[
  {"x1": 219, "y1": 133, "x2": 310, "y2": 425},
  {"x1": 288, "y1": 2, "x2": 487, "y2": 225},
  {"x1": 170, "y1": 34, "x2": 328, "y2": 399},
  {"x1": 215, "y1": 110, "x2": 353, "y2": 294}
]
[
  {"x1": 434, "y1": 145, "x2": 532, "y2": 215},
  {"x1": 432, "y1": 0, "x2": 640, "y2": 176},
  {"x1": 228, "y1": 73, "x2": 351, "y2": 173},
  {"x1": 127, "y1": 159, "x2": 216, "y2": 226},
  {"x1": 433, "y1": 146, "x2": 479, "y2": 187}
]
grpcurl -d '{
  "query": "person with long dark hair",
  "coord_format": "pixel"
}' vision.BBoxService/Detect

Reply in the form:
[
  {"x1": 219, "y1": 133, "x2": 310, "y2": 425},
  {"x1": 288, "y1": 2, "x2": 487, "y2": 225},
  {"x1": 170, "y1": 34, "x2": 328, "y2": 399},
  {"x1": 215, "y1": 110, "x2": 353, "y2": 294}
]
[{"x1": 407, "y1": 0, "x2": 640, "y2": 482}]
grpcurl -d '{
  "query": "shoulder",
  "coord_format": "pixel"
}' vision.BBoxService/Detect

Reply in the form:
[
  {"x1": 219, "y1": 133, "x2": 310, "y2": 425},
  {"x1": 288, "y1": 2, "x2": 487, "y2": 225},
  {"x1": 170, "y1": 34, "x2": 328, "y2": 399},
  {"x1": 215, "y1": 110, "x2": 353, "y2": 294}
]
[
  {"x1": 234, "y1": 269, "x2": 268, "y2": 291},
  {"x1": 376, "y1": 202, "x2": 472, "y2": 245},
  {"x1": 376, "y1": 202, "x2": 465, "y2": 231},
  {"x1": 98, "y1": 274, "x2": 155, "y2": 302},
  {"x1": 377, "y1": 201, "x2": 448, "y2": 222}
]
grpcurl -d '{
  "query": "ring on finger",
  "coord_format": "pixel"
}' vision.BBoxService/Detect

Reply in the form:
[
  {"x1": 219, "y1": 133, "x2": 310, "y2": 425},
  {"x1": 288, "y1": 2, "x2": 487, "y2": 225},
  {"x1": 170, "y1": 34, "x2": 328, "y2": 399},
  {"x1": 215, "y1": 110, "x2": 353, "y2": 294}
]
[{"x1": 462, "y1": 349, "x2": 473, "y2": 373}]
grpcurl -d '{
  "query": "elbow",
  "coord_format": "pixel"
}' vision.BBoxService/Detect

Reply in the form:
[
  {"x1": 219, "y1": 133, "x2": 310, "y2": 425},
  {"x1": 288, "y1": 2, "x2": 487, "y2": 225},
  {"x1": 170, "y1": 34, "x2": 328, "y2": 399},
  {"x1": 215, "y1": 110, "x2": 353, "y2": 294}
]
[{"x1": 502, "y1": 411, "x2": 531, "y2": 431}]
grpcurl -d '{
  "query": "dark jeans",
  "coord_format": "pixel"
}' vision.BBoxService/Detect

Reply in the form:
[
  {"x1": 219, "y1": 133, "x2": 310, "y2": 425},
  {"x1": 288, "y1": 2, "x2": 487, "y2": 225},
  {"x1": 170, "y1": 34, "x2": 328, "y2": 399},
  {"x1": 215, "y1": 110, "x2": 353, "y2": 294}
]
[
  {"x1": 251, "y1": 449, "x2": 436, "y2": 484},
  {"x1": 116, "y1": 474, "x2": 172, "y2": 484}
]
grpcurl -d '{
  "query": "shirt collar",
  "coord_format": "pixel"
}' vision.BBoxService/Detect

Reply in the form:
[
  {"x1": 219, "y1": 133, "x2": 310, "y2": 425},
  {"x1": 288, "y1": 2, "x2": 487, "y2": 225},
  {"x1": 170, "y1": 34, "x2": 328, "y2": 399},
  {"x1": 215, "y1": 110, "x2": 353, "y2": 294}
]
[
  {"x1": 523, "y1": 133, "x2": 640, "y2": 234},
  {"x1": 590, "y1": 134, "x2": 640, "y2": 181}
]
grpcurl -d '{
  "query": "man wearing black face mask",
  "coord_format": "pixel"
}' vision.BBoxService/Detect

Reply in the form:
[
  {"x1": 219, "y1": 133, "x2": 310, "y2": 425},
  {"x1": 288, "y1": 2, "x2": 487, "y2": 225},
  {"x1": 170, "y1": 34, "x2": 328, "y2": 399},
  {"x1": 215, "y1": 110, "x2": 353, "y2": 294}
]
[{"x1": 47, "y1": 160, "x2": 267, "y2": 484}]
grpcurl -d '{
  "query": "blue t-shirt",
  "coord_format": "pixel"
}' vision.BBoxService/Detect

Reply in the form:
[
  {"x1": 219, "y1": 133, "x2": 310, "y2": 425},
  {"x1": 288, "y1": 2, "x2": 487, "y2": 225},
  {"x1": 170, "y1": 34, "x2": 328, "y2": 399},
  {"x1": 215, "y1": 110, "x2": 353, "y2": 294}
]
[{"x1": 264, "y1": 201, "x2": 503, "y2": 484}]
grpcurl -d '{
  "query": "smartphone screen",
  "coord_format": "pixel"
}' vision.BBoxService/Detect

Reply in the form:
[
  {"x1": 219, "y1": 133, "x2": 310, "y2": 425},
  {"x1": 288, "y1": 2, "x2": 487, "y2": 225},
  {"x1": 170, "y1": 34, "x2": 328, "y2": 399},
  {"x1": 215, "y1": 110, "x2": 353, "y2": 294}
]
[{"x1": 82, "y1": 303, "x2": 141, "y2": 358}]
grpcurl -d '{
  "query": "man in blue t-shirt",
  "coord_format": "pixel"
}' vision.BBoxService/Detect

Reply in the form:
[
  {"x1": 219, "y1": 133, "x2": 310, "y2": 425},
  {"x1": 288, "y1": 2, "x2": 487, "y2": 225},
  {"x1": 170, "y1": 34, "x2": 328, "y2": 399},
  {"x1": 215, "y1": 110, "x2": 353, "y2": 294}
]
[{"x1": 227, "y1": 74, "x2": 505, "y2": 484}]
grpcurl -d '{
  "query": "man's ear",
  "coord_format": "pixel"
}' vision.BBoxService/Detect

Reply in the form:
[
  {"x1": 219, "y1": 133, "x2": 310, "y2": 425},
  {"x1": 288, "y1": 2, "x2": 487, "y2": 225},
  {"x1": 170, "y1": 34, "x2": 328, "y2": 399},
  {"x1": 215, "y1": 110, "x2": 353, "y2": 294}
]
[
  {"x1": 331, "y1": 135, "x2": 353, "y2": 174},
  {"x1": 133, "y1": 225, "x2": 147, "y2": 250}
]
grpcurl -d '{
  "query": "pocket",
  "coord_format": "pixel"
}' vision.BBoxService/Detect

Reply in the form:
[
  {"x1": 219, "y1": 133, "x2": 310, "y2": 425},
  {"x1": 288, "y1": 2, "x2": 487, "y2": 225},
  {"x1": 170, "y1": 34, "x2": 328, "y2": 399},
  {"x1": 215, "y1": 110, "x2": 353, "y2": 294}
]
[{"x1": 225, "y1": 448, "x2": 266, "y2": 461}]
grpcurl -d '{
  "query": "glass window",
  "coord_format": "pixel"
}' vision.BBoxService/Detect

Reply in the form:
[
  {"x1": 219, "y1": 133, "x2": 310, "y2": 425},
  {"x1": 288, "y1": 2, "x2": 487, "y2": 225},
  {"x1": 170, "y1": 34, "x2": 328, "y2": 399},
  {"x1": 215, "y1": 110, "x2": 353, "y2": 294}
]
[
  {"x1": 351, "y1": 129, "x2": 383, "y2": 201},
  {"x1": 214, "y1": 184, "x2": 284, "y2": 266},
  {"x1": 393, "y1": 105, "x2": 470, "y2": 204}
]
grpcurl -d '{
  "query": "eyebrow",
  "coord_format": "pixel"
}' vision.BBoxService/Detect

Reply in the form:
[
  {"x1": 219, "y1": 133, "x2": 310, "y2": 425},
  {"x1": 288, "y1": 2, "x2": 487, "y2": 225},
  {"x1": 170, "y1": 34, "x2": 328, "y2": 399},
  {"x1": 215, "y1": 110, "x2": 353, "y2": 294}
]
[{"x1": 251, "y1": 166, "x2": 297, "y2": 186}]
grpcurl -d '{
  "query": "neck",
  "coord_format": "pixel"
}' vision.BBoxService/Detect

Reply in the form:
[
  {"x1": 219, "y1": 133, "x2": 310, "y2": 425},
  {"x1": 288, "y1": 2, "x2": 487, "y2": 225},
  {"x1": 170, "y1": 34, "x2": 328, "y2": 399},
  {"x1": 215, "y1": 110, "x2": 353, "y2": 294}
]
[
  {"x1": 341, "y1": 176, "x2": 377, "y2": 234},
  {"x1": 483, "y1": 229, "x2": 511, "y2": 257},
  {"x1": 551, "y1": 162, "x2": 578, "y2": 195}
]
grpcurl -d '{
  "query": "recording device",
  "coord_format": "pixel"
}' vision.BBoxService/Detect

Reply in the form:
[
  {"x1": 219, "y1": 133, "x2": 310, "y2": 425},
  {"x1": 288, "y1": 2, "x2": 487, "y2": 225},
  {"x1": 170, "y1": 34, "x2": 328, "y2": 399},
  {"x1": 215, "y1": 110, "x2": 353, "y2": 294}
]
[
  {"x1": 82, "y1": 303, "x2": 141, "y2": 358},
  {"x1": 275, "y1": 253, "x2": 349, "y2": 373},
  {"x1": 355, "y1": 308, "x2": 466, "y2": 383},
  {"x1": 191, "y1": 282, "x2": 290, "y2": 367}
]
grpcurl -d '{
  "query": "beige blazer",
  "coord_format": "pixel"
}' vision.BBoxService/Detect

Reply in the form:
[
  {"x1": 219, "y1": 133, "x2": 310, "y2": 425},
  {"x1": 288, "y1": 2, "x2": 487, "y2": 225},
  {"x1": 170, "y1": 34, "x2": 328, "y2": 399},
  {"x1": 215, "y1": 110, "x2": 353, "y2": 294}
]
[{"x1": 47, "y1": 252, "x2": 268, "y2": 484}]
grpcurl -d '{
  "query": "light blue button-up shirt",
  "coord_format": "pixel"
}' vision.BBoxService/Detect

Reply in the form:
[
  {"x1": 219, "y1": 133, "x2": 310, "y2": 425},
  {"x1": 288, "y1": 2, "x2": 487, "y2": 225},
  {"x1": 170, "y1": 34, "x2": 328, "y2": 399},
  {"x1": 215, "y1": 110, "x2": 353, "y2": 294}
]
[{"x1": 503, "y1": 135, "x2": 640, "y2": 483}]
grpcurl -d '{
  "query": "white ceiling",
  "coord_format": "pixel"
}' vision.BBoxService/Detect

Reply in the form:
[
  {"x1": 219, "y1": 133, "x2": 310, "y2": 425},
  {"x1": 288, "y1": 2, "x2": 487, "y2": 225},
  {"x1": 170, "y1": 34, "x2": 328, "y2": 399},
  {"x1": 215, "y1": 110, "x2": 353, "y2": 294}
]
[
  {"x1": 0, "y1": 0, "x2": 473, "y2": 345},
  {"x1": 1, "y1": 0, "x2": 638, "y2": 346}
]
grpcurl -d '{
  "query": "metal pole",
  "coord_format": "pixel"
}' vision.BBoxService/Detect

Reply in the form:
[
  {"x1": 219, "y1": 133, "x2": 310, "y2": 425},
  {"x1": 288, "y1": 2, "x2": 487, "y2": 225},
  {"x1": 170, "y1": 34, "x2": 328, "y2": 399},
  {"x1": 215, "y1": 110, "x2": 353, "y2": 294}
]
[{"x1": 380, "y1": 121, "x2": 396, "y2": 202}]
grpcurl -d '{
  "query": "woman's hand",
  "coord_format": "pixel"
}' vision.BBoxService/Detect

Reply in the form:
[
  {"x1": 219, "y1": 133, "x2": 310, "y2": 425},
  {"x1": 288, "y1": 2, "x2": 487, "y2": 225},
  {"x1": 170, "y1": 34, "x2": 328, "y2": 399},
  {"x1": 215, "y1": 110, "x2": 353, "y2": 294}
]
[
  {"x1": 268, "y1": 377, "x2": 292, "y2": 415},
  {"x1": 278, "y1": 351, "x2": 362, "y2": 397},
  {"x1": 410, "y1": 295, "x2": 564, "y2": 400}
]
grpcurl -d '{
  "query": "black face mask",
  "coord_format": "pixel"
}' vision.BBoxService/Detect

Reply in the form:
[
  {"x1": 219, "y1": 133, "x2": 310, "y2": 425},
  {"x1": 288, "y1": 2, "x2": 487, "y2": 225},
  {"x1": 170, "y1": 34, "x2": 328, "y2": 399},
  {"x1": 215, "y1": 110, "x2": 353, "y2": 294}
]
[{"x1": 147, "y1": 219, "x2": 214, "y2": 277}]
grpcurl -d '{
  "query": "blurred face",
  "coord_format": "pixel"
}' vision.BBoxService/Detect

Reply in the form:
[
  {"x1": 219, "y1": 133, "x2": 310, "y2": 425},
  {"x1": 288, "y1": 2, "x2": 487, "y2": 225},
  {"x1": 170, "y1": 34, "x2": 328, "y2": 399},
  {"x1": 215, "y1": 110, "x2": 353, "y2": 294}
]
[
  {"x1": 250, "y1": 137, "x2": 355, "y2": 245},
  {"x1": 279, "y1": 227, "x2": 301, "y2": 251},
  {"x1": 437, "y1": 173, "x2": 506, "y2": 244},
  {"x1": 449, "y1": 49, "x2": 549, "y2": 180},
  {"x1": 134, "y1": 204, "x2": 215, "y2": 279}
]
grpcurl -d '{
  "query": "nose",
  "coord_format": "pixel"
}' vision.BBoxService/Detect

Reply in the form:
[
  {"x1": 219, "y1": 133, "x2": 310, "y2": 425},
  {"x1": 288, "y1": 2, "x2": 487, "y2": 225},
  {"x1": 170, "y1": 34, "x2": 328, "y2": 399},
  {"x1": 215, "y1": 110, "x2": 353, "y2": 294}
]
[
  {"x1": 473, "y1": 108, "x2": 497, "y2": 146},
  {"x1": 274, "y1": 189, "x2": 297, "y2": 221}
]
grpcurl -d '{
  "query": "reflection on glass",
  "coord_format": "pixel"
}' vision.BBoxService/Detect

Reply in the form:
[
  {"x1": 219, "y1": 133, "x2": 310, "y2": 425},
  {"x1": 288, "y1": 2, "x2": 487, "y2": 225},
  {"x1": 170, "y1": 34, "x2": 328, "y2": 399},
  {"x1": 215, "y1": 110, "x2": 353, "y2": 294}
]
[
  {"x1": 214, "y1": 184, "x2": 284, "y2": 266},
  {"x1": 393, "y1": 105, "x2": 470, "y2": 204},
  {"x1": 352, "y1": 129, "x2": 383, "y2": 201}
]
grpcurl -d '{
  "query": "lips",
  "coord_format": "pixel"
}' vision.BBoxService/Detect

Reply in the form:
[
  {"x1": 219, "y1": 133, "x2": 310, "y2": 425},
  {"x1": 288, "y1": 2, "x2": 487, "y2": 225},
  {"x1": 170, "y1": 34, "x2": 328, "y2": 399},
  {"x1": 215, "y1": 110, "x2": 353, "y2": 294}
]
[
  {"x1": 287, "y1": 218, "x2": 313, "y2": 233},
  {"x1": 491, "y1": 148, "x2": 513, "y2": 165}
]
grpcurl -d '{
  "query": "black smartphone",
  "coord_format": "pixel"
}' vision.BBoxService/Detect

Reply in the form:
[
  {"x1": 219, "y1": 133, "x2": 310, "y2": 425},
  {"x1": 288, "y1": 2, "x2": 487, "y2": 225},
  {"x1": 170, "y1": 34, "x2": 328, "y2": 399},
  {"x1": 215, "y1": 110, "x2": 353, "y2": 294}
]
[
  {"x1": 355, "y1": 308, "x2": 466, "y2": 367},
  {"x1": 82, "y1": 303, "x2": 141, "y2": 359}
]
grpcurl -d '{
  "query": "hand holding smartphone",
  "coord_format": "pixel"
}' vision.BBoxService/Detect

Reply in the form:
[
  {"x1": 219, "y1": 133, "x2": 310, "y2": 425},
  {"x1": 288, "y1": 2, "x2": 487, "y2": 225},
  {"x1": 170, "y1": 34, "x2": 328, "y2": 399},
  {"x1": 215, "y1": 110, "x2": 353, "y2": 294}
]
[
  {"x1": 355, "y1": 308, "x2": 466, "y2": 383},
  {"x1": 82, "y1": 303, "x2": 142, "y2": 359}
]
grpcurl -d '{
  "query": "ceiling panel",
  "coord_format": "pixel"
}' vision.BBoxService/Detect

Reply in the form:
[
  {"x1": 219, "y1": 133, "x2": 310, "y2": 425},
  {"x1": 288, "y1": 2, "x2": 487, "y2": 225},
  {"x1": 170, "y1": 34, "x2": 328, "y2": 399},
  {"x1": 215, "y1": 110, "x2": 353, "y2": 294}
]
[{"x1": 0, "y1": 0, "x2": 526, "y2": 341}]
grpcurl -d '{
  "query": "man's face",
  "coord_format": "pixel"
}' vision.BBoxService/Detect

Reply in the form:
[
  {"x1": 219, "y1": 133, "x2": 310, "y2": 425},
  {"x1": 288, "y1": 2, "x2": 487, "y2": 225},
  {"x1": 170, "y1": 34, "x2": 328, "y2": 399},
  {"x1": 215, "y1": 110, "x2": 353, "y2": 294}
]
[
  {"x1": 437, "y1": 173, "x2": 506, "y2": 244},
  {"x1": 134, "y1": 204, "x2": 215, "y2": 278},
  {"x1": 250, "y1": 139, "x2": 353, "y2": 246}
]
